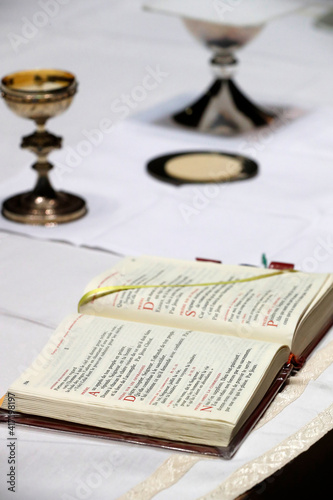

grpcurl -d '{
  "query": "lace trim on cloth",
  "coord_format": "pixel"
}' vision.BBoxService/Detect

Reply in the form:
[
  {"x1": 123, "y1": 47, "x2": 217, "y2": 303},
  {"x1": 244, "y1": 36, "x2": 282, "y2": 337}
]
[
  {"x1": 200, "y1": 403, "x2": 333, "y2": 500},
  {"x1": 118, "y1": 454, "x2": 201, "y2": 500},
  {"x1": 120, "y1": 341, "x2": 333, "y2": 500},
  {"x1": 255, "y1": 339, "x2": 333, "y2": 429}
]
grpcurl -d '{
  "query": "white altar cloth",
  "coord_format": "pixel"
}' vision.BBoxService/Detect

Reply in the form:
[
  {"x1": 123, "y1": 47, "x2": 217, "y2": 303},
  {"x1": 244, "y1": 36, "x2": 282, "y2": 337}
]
[{"x1": 0, "y1": 108, "x2": 333, "y2": 271}]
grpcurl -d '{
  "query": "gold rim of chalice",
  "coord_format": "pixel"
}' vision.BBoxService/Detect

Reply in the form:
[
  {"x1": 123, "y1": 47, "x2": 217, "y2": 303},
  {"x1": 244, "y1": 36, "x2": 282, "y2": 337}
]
[{"x1": 1, "y1": 69, "x2": 77, "y2": 104}]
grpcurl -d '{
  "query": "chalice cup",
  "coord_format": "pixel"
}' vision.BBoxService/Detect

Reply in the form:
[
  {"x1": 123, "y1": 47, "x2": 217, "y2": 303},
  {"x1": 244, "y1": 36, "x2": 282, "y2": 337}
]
[
  {"x1": 1, "y1": 69, "x2": 87, "y2": 225},
  {"x1": 173, "y1": 19, "x2": 275, "y2": 135}
]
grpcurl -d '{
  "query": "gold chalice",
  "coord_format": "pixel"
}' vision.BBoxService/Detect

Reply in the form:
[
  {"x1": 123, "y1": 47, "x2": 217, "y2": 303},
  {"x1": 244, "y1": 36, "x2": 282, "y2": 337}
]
[{"x1": 1, "y1": 69, "x2": 87, "y2": 225}]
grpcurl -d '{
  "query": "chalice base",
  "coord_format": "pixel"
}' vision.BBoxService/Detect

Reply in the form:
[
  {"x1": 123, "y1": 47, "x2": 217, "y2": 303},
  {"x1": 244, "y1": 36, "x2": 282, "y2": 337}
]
[
  {"x1": 173, "y1": 78, "x2": 275, "y2": 135},
  {"x1": 2, "y1": 190, "x2": 87, "y2": 226}
]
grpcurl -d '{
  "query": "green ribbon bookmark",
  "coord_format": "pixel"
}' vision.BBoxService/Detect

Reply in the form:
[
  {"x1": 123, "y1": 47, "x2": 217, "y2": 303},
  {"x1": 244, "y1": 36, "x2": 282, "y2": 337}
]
[
  {"x1": 261, "y1": 253, "x2": 268, "y2": 268},
  {"x1": 78, "y1": 269, "x2": 296, "y2": 311}
]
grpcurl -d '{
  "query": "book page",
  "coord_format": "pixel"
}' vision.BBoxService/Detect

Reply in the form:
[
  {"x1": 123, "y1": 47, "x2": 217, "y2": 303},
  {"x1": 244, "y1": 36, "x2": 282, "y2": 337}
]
[
  {"x1": 4, "y1": 314, "x2": 288, "y2": 430},
  {"x1": 80, "y1": 256, "x2": 330, "y2": 349}
]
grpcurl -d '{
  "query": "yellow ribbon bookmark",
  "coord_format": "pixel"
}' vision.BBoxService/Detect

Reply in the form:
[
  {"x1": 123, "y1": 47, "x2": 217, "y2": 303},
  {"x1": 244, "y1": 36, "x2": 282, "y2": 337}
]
[{"x1": 78, "y1": 269, "x2": 296, "y2": 311}]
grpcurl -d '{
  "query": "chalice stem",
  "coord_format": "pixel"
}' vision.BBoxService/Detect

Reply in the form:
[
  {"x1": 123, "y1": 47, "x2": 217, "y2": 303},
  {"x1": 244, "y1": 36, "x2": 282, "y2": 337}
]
[
  {"x1": 21, "y1": 126, "x2": 62, "y2": 200},
  {"x1": 32, "y1": 161, "x2": 57, "y2": 199},
  {"x1": 35, "y1": 118, "x2": 47, "y2": 133}
]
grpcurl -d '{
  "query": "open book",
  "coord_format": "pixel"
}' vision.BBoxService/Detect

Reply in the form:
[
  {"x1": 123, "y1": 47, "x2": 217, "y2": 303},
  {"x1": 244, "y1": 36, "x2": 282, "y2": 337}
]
[{"x1": 2, "y1": 256, "x2": 333, "y2": 457}]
